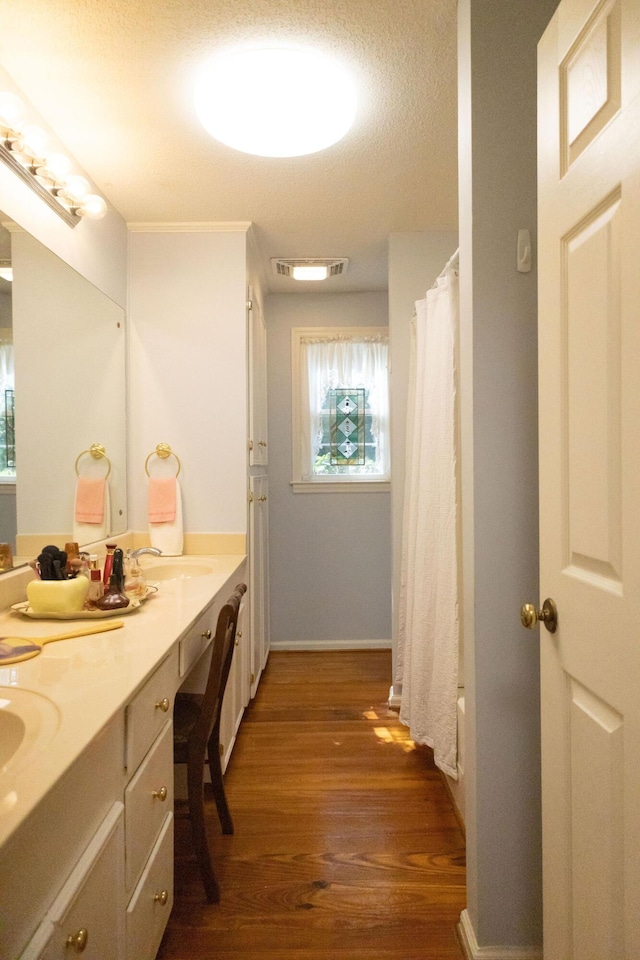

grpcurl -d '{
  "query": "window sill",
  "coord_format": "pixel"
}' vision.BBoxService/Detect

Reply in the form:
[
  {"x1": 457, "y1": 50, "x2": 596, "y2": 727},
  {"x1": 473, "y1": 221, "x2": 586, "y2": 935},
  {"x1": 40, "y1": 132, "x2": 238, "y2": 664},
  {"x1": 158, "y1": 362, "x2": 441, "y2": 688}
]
[{"x1": 291, "y1": 480, "x2": 390, "y2": 494}]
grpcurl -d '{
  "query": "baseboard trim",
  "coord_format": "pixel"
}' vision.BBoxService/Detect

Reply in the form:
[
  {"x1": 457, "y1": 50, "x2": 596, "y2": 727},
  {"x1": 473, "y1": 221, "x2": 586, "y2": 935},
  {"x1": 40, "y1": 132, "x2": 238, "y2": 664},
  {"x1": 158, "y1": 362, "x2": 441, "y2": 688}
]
[
  {"x1": 270, "y1": 638, "x2": 391, "y2": 651},
  {"x1": 458, "y1": 911, "x2": 542, "y2": 960},
  {"x1": 388, "y1": 683, "x2": 402, "y2": 710}
]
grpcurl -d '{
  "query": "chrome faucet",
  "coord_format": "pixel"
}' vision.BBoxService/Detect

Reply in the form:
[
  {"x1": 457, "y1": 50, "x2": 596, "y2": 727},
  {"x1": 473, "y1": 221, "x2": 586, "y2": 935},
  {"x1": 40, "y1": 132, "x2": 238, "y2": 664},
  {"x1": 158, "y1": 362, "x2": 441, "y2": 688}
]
[{"x1": 130, "y1": 547, "x2": 163, "y2": 559}]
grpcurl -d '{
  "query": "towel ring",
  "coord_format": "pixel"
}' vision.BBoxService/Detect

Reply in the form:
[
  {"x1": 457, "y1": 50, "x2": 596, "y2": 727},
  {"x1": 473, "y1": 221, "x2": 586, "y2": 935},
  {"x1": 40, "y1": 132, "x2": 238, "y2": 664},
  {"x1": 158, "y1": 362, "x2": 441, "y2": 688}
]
[
  {"x1": 75, "y1": 443, "x2": 111, "y2": 479},
  {"x1": 145, "y1": 442, "x2": 181, "y2": 478}
]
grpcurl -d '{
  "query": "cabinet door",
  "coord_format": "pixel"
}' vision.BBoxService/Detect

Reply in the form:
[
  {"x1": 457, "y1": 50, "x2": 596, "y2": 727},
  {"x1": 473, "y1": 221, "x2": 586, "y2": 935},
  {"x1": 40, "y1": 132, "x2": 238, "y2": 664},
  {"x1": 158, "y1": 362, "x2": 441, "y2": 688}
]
[
  {"x1": 40, "y1": 802, "x2": 125, "y2": 960},
  {"x1": 219, "y1": 595, "x2": 249, "y2": 769},
  {"x1": 249, "y1": 474, "x2": 269, "y2": 696},
  {"x1": 248, "y1": 294, "x2": 268, "y2": 466}
]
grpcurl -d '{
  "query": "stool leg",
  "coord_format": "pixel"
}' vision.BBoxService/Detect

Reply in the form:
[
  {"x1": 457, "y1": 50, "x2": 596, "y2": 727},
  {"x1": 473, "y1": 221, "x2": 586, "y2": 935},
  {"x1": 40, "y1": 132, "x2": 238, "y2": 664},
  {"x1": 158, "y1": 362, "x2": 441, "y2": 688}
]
[
  {"x1": 187, "y1": 755, "x2": 221, "y2": 903},
  {"x1": 208, "y1": 730, "x2": 234, "y2": 835}
]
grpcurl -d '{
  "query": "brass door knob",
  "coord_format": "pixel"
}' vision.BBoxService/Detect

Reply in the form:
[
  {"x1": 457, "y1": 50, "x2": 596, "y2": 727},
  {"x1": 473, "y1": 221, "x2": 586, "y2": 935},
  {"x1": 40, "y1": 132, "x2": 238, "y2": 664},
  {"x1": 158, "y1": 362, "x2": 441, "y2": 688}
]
[
  {"x1": 155, "y1": 697, "x2": 170, "y2": 712},
  {"x1": 521, "y1": 598, "x2": 558, "y2": 633},
  {"x1": 65, "y1": 928, "x2": 88, "y2": 952},
  {"x1": 154, "y1": 890, "x2": 169, "y2": 906},
  {"x1": 152, "y1": 786, "x2": 168, "y2": 802}
]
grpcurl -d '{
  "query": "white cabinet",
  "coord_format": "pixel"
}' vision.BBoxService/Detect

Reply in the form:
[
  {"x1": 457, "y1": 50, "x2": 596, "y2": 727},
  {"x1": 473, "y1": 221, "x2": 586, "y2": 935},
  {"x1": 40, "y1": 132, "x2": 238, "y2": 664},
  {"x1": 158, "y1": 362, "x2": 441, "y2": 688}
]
[
  {"x1": 123, "y1": 649, "x2": 178, "y2": 960},
  {"x1": 249, "y1": 475, "x2": 269, "y2": 697},
  {"x1": 219, "y1": 593, "x2": 250, "y2": 769},
  {"x1": 125, "y1": 813, "x2": 173, "y2": 960},
  {"x1": 21, "y1": 803, "x2": 125, "y2": 960},
  {"x1": 248, "y1": 293, "x2": 268, "y2": 467}
]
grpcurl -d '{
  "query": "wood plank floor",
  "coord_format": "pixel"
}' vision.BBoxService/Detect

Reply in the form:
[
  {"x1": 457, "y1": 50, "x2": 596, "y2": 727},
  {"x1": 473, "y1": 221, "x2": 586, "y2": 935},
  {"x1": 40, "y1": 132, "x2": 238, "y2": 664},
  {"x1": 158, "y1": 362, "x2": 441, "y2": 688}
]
[{"x1": 158, "y1": 649, "x2": 466, "y2": 960}]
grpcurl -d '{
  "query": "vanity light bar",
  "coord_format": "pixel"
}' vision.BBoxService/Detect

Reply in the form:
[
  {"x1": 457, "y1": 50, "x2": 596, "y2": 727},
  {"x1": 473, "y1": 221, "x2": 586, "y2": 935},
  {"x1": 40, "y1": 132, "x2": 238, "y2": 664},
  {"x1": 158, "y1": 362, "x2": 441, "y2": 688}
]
[{"x1": 0, "y1": 92, "x2": 107, "y2": 228}]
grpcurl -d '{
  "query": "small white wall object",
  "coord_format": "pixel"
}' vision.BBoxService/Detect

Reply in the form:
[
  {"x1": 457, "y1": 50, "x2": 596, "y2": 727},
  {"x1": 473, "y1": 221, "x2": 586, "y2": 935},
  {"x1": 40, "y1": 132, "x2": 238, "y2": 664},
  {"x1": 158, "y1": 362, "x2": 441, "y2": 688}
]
[{"x1": 517, "y1": 228, "x2": 532, "y2": 272}]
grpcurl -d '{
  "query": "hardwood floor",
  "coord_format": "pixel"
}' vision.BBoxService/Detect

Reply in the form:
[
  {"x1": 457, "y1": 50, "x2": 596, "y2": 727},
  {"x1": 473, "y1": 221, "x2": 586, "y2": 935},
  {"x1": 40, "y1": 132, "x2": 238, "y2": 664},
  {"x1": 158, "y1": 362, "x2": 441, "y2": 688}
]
[{"x1": 158, "y1": 649, "x2": 466, "y2": 959}]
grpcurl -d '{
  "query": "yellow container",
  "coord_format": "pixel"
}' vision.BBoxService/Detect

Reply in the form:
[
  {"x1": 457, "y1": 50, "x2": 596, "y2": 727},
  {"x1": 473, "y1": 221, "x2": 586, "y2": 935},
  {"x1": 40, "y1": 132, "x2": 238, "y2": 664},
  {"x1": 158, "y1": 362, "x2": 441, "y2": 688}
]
[{"x1": 27, "y1": 577, "x2": 90, "y2": 614}]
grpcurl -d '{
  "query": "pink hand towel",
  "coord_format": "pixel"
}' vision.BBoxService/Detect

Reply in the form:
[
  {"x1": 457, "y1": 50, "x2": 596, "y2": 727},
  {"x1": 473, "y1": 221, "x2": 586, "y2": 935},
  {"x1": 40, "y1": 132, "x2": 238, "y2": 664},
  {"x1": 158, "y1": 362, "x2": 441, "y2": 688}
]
[
  {"x1": 148, "y1": 477, "x2": 177, "y2": 524},
  {"x1": 74, "y1": 477, "x2": 106, "y2": 524}
]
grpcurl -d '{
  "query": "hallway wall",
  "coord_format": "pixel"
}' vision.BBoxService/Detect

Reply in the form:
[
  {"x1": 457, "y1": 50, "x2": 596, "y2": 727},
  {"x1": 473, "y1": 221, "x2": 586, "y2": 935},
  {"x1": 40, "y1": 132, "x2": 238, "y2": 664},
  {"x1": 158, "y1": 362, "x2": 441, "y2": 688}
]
[
  {"x1": 457, "y1": 0, "x2": 560, "y2": 954},
  {"x1": 266, "y1": 291, "x2": 391, "y2": 648}
]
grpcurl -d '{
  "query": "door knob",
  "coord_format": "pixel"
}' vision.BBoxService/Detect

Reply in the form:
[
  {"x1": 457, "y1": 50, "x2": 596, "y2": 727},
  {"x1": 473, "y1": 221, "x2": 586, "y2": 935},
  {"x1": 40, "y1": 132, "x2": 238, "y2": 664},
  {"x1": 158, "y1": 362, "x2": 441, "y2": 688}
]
[{"x1": 520, "y1": 598, "x2": 558, "y2": 633}]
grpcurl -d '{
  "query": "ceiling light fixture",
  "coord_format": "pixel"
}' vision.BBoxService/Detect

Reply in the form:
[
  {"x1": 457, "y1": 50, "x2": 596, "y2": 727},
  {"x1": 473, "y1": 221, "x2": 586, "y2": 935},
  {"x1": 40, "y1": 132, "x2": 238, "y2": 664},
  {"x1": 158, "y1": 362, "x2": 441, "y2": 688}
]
[
  {"x1": 0, "y1": 92, "x2": 107, "y2": 227},
  {"x1": 272, "y1": 258, "x2": 349, "y2": 281},
  {"x1": 195, "y1": 46, "x2": 357, "y2": 158}
]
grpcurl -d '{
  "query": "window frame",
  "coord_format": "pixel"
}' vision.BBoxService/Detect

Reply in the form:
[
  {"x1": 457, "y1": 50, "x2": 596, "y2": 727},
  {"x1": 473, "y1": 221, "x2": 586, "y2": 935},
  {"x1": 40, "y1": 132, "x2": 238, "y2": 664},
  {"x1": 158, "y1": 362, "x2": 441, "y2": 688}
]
[{"x1": 290, "y1": 326, "x2": 390, "y2": 493}]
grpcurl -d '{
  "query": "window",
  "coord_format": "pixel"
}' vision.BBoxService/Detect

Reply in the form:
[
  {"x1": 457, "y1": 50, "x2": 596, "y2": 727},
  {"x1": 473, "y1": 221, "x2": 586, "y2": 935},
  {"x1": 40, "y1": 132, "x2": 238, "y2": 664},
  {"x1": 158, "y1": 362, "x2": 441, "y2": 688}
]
[
  {"x1": 0, "y1": 342, "x2": 15, "y2": 479},
  {"x1": 291, "y1": 327, "x2": 390, "y2": 491}
]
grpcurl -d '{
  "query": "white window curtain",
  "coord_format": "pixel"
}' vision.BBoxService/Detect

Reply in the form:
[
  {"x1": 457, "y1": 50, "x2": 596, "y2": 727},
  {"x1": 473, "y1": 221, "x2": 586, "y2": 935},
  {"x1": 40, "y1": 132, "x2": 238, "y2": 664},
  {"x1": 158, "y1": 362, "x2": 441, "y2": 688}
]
[
  {"x1": 299, "y1": 334, "x2": 389, "y2": 480},
  {"x1": 0, "y1": 342, "x2": 14, "y2": 397}
]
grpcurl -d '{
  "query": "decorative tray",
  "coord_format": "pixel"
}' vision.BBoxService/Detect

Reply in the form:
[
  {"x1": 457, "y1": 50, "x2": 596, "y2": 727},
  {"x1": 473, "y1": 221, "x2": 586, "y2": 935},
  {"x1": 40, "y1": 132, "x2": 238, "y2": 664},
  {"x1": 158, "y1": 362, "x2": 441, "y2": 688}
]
[{"x1": 11, "y1": 586, "x2": 157, "y2": 620}]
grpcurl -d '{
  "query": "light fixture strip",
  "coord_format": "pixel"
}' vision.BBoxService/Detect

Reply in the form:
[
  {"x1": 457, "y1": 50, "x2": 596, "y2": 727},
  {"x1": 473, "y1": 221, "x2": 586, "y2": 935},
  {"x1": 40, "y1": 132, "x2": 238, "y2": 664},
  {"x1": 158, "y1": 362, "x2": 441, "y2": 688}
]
[{"x1": 0, "y1": 140, "x2": 79, "y2": 228}]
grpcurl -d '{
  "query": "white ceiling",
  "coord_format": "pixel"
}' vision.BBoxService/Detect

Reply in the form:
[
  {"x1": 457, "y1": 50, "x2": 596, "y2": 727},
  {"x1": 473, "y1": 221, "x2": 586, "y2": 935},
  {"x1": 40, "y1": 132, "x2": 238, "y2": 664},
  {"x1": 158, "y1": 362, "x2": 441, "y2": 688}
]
[{"x1": 0, "y1": 0, "x2": 458, "y2": 294}]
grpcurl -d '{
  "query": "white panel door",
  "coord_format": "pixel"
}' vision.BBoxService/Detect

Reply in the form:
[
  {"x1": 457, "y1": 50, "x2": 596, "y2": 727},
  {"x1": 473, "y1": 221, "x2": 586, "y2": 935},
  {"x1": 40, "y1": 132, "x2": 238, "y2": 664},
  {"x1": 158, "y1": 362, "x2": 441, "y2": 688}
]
[{"x1": 538, "y1": 1, "x2": 640, "y2": 957}]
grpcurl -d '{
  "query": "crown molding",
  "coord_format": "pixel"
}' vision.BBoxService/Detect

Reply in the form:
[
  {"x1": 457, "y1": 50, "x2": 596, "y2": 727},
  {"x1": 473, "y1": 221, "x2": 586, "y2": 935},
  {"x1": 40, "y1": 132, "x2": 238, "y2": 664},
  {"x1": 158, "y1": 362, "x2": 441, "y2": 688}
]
[{"x1": 127, "y1": 221, "x2": 252, "y2": 233}]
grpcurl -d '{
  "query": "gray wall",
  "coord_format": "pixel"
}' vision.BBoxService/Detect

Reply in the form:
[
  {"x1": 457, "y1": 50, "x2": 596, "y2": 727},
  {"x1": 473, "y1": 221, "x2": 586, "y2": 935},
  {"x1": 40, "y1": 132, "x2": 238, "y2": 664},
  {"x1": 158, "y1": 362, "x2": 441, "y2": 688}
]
[
  {"x1": 458, "y1": 0, "x2": 559, "y2": 950},
  {"x1": 266, "y1": 291, "x2": 391, "y2": 647}
]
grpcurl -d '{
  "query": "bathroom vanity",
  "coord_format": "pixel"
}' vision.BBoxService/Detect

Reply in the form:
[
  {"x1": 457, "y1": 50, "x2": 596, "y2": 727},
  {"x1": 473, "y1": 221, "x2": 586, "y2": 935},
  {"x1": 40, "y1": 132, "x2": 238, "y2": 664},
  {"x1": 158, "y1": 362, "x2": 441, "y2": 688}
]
[{"x1": 0, "y1": 554, "x2": 247, "y2": 960}]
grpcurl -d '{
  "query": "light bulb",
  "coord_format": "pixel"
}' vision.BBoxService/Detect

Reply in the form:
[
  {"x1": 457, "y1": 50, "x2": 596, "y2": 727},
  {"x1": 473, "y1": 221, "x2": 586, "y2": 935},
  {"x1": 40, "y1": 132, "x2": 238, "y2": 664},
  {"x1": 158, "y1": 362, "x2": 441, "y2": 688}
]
[
  {"x1": 16, "y1": 124, "x2": 49, "y2": 161},
  {"x1": 0, "y1": 93, "x2": 25, "y2": 134},
  {"x1": 78, "y1": 194, "x2": 107, "y2": 219},
  {"x1": 61, "y1": 174, "x2": 90, "y2": 203},
  {"x1": 37, "y1": 151, "x2": 72, "y2": 184}
]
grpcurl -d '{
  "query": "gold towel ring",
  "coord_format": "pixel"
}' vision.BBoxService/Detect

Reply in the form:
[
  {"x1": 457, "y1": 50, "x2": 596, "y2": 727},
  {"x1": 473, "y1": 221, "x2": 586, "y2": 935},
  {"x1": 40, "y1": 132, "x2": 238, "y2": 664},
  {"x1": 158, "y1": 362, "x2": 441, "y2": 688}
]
[
  {"x1": 145, "y1": 442, "x2": 181, "y2": 478},
  {"x1": 75, "y1": 443, "x2": 111, "y2": 478}
]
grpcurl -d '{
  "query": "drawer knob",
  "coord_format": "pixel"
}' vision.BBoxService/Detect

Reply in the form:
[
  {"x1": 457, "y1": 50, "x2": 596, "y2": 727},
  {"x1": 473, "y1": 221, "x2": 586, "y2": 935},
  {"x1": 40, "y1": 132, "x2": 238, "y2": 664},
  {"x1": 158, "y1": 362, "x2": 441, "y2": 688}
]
[
  {"x1": 201, "y1": 629, "x2": 212, "y2": 640},
  {"x1": 65, "y1": 928, "x2": 88, "y2": 952},
  {"x1": 152, "y1": 786, "x2": 168, "y2": 802},
  {"x1": 155, "y1": 697, "x2": 170, "y2": 713},
  {"x1": 154, "y1": 889, "x2": 169, "y2": 906}
]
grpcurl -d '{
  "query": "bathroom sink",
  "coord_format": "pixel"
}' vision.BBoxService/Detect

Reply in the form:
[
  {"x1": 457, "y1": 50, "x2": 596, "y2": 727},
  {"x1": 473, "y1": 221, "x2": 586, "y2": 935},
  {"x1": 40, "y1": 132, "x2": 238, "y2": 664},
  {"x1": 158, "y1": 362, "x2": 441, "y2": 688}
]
[
  {"x1": 0, "y1": 688, "x2": 60, "y2": 775},
  {"x1": 144, "y1": 561, "x2": 214, "y2": 581}
]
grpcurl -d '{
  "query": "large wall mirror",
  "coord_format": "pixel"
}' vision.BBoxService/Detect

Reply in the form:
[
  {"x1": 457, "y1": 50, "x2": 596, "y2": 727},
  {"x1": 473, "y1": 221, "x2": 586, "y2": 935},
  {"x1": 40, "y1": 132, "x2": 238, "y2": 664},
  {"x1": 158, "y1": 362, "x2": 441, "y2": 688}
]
[{"x1": 0, "y1": 215, "x2": 127, "y2": 565}]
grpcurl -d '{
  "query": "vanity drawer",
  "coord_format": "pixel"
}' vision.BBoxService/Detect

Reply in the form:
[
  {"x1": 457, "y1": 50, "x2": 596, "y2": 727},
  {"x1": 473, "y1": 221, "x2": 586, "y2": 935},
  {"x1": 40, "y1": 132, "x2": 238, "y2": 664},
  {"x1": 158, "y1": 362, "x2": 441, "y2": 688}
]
[
  {"x1": 179, "y1": 605, "x2": 215, "y2": 676},
  {"x1": 125, "y1": 648, "x2": 178, "y2": 771},
  {"x1": 126, "y1": 812, "x2": 173, "y2": 960},
  {"x1": 125, "y1": 719, "x2": 174, "y2": 896}
]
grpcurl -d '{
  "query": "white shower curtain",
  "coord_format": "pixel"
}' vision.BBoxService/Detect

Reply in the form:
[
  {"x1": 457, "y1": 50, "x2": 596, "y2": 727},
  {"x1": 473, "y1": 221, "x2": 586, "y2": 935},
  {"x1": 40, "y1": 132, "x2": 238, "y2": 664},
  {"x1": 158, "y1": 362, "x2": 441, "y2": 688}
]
[{"x1": 396, "y1": 261, "x2": 459, "y2": 779}]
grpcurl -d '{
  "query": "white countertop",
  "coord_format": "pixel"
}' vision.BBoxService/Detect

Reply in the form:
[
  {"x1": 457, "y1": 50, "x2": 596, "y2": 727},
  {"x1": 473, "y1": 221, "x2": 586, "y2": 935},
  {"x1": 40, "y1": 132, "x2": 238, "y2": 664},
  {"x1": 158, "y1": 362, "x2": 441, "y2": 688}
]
[{"x1": 0, "y1": 554, "x2": 246, "y2": 850}]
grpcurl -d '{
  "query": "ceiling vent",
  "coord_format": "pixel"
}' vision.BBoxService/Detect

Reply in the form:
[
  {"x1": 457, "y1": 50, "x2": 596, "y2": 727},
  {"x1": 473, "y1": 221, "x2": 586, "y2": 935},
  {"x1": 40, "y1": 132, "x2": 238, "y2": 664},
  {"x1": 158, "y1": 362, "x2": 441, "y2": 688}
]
[{"x1": 271, "y1": 257, "x2": 349, "y2": 279}]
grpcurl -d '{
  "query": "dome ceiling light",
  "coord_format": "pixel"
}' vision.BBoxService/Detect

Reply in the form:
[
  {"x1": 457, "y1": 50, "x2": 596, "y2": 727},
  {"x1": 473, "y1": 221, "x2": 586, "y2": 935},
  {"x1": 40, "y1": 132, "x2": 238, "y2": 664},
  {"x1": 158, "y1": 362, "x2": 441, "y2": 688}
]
[{"x1": 194, "y1": 46, "x2": 358, "y2": 158}]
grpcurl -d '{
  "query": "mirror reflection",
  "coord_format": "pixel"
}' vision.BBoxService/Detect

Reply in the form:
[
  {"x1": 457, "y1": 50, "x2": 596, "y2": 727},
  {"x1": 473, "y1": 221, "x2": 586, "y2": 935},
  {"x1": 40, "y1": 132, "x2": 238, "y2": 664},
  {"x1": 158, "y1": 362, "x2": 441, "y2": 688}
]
[{"x1": 0, "y1": 215, "x2": 127, "y2": 566}]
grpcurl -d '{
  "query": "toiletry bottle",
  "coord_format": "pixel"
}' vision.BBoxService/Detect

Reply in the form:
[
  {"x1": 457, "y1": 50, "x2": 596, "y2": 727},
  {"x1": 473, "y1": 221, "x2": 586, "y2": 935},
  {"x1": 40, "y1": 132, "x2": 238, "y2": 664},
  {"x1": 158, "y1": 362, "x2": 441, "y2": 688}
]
[
  {"x1": 112, "y1": 548, "x2": 125, "y2": 592},
  {"x1": 124, "y1": 549, "x2": 147, "y2": 600},
  {"x1": 103, "y1": 543, "x2": 116, "y2": 586},
  {"x1": 95, "y1": 573, "x2": 130, "y2": 610},
  {"x1": 64, "y1": 542, "x2": 79, "y2": 576},
  {"x1": 86, "y1": 568, "x2": 104, "y2": 606}
]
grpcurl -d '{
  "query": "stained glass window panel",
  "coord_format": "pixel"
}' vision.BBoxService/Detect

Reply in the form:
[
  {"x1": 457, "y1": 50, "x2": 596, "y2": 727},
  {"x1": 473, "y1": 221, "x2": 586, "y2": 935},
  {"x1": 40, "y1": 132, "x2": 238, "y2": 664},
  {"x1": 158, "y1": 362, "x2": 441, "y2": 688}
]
[{"x1": 330, "y1": 388, "x2": 365, "y2": 465}]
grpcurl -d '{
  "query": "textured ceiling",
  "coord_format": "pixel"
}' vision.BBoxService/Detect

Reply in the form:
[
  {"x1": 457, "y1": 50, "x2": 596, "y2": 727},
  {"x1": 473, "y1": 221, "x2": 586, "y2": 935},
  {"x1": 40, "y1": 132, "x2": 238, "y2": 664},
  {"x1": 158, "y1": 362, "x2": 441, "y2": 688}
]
[{"x1": 0, "y1": 0, "x2": 458, "y2": 293}]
